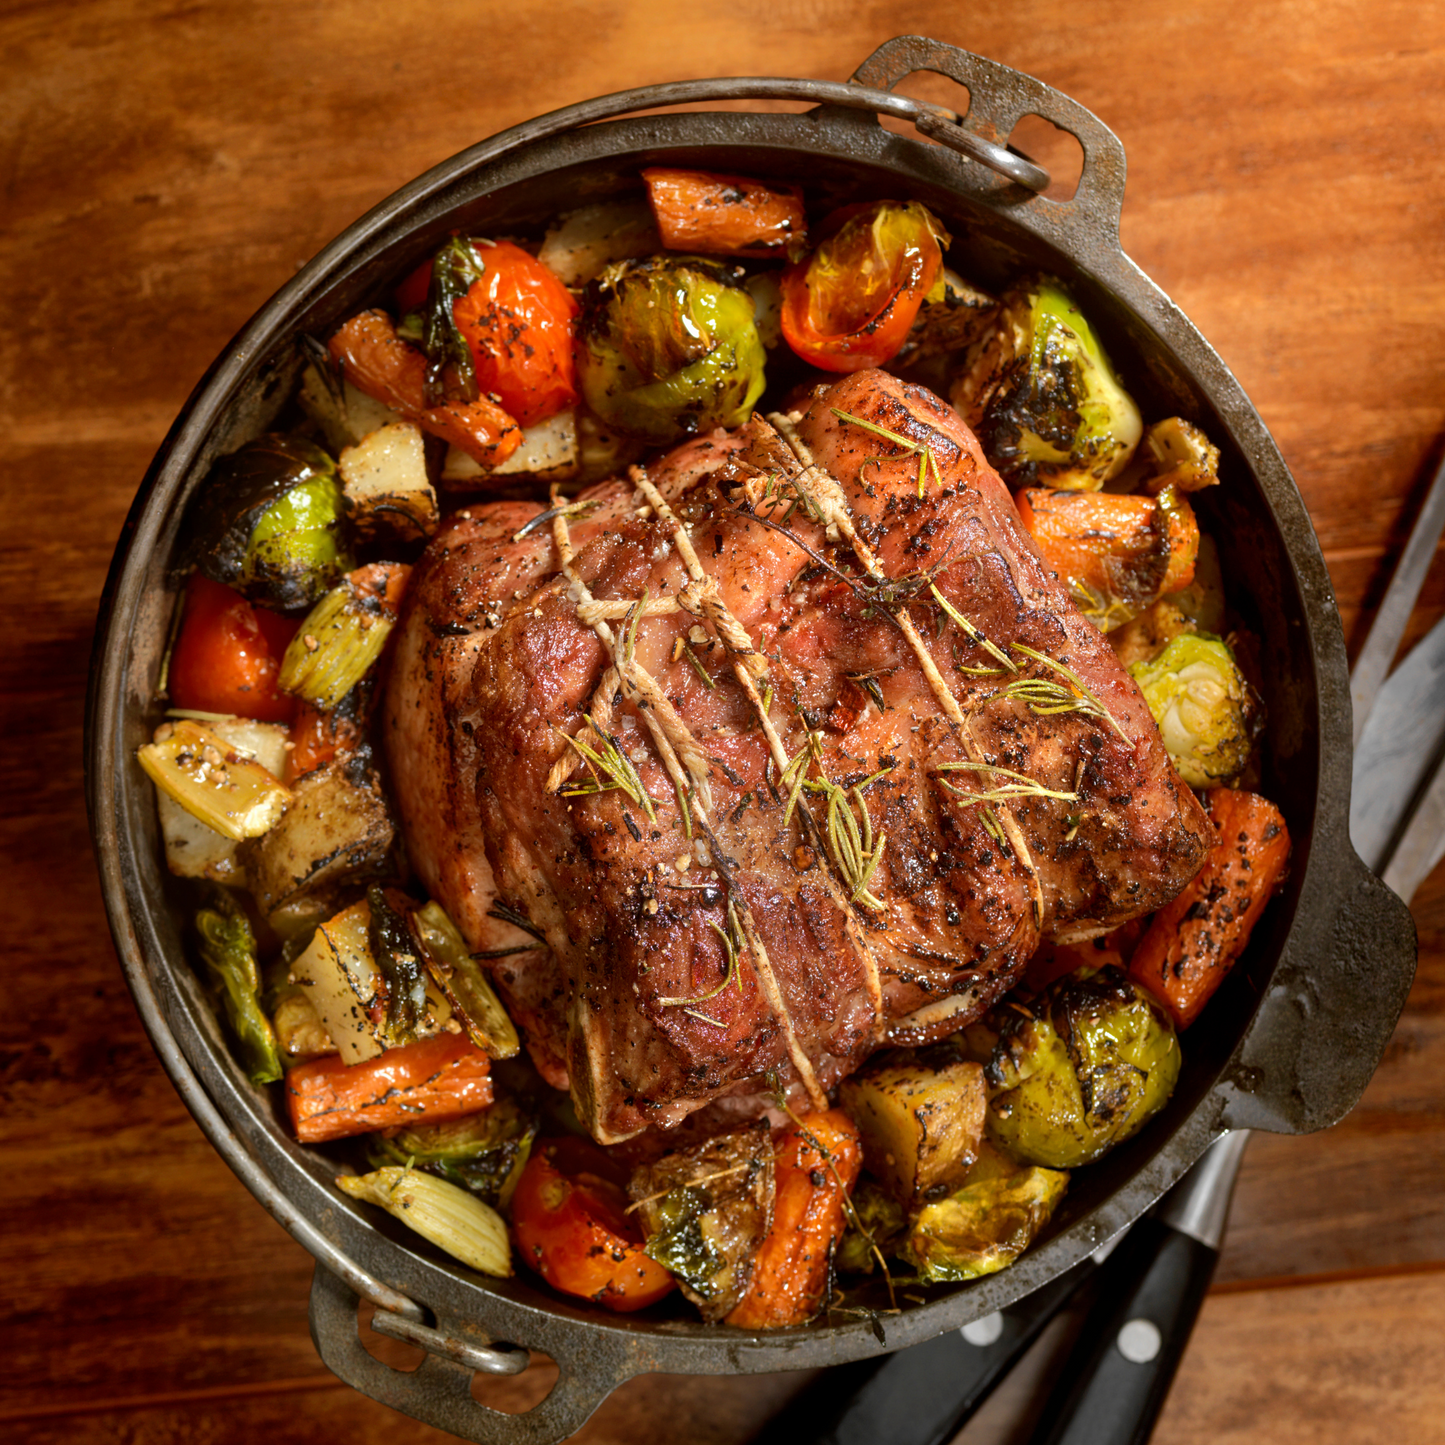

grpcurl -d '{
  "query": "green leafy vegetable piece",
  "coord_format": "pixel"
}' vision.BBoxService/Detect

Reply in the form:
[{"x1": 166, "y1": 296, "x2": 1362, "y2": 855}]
[
  {"x1": 367, "y1": 1097, "x2": 537, "y2": 1208},
  {"x1": 578, "y1": 255, "x2": 766, "y2": 444},
  {"x1": 953, "y1": 278, "x2": 1142, "y2": 491},
  {"x1": 367, "y1": 885, "x2": 428, "y2": 1047},
  {"x1": 421, "y1": 236, "x2": 488, "y2": 404},
  {"x1": 1128, "y1": 632, "x2": 1259, "y2": 787},
  {"x1": 195, "y1": 895, "x2": 283, "y2": 1084}
]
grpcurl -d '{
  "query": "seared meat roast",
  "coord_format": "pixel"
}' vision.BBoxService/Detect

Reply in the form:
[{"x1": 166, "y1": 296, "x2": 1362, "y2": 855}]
[{"x1": 385, "y1": 371, "x2": 1212, "y2": 1143}]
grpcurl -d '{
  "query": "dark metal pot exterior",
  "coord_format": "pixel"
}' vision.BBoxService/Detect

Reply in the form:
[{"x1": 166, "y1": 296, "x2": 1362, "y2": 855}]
[{"x1": 85, "y1": 37, "x2": 1416, "y2": 1445}]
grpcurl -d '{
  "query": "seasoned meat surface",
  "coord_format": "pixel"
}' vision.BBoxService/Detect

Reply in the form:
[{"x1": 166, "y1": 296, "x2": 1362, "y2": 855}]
[{"x1": 385, "y1": 373, "x2": 1211, "y2": 1142}]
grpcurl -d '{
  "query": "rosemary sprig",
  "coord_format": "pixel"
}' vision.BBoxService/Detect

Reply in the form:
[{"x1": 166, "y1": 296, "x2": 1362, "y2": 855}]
[
  {"x1": 934, "y1": 760, "x2": 1079, "y2": 807},
  {"x1": 512, "y1": 498, "x2": 597, "y2": 543},
  {"x1": 780, "y1": 734, "x2": 892, "y2": 910},
  {"x1": 929, "y1": 585, "x2": 1016, "y2": 672},
  {"x1": 758, "y1": 469, "x2": 825, "y2": 524},
  {"x1": 623, "y1": 588, "x2": 649, "y2": 673},
  {"x1": 831, "y1": 407, "x2": 945, "y2": 498},
  {"x1": 1008, "y1": 642, "x2": 1130, "y2": 743},
  {"x1": 485, "y1": 901, "x2": 545, "y2": 941},
  {"x1": 557, "y1": 715, "x2": 659, "y2": 823},
  {"x1": 657, "y1": 900, "x2": 744, "y2": 1010}
]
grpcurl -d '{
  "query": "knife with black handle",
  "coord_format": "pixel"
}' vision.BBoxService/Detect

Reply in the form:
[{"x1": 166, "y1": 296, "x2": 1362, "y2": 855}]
[
  {"x1": 751, "y1": 1257, "x2": 1097, "y2": 1445},
  {"x1": 1024, "y1": 1131, "x2": 1249, "y2": 1445}
]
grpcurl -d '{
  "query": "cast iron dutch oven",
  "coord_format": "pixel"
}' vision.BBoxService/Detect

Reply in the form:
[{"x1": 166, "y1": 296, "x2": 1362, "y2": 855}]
[{"x1": 86, "y1": 36, "x2": 1417, "y2": 1445}]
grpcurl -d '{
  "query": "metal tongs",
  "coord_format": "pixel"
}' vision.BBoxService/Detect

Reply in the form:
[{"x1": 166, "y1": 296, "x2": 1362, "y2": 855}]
[{"x1": 764, "y1": 449, "x2": 1445, "y2": 1445}]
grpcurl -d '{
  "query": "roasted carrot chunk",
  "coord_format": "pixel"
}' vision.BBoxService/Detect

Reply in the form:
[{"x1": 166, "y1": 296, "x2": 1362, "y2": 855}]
[
  {"x1": 642, "y1": 166, "x2": 806, "y2": 258},
  {"x1": 327, "y1": 310, "x2": 521, "y2": 469},
  {"x1": 1015, "y1": 485, "x2": 1199, "y2": 627},
  {"x1": 285, "y1": 1032, "x2": 493, "y2": 1143},
  {"x1": 1130, "y1": 789, "x2": 1291, "y2": 1029},
  {"x1": 725, "y1": 1109, "x2": 862, "y2": 1330}
]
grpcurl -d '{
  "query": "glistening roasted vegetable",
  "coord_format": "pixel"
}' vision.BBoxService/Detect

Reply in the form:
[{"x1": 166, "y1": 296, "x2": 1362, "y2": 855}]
[
  {"x1": 838, "y1": 1058, "x2": 986, "y2": 1209},
  {"x1": 642, "y1": 166, "x2": 807, "y2": 259},
  {"x1": 278, "y1": 562, "x2": 408, "y2": 710},
  {"x1": 578, "y1": 255, "x2": 767, "y2": 444},
  {"x1": 194, "y1": 894, "x2": 282, "y2": 1084},
  {"x1": 629, "y1": 1120, "x2": 774, "y2": 1321},
  {"x1": 902, "y1": 1138, "x2": 1068, "y2": 1283},
  {"x1": 1131, "y1": 789, "x2": 1291, "y2": 1028},
  {"x1": 187, "y1": 434, "x2": 351, "y2": 610},
  {"x1": 511, "y1": 1140, "x2": 675, "y2": 1312},
  {"x1": 967, "y1": 965, "x2": 1181, "y2": 1170},
  {"x1": 780, "y1": 200, "x2": 948, "y2": 372},
  {"x1": 167, "y1": 574, "x2": 298, "y2": 723},
  {"x1": 285, "y1": 1031, "x2": 493, "y2": 1143},
  {"x1": 725, "y1": 1110, "x2": 862, "y2": 1329},
  {"x1": 137, "y1": 718, "x2": 292, "y2": 841},
  {"x1": 409, "y1": 900, "x2": 521, "y2": 1059},
  {"x1": 952, "y1": 277, "x2": 1142, "y2": 490},
  {"x1": 1128, "y1": 632, "x2": 1259, "y2": 787},
  {"x1": 337, "y1": 1166, "x2": 512, "y2": 1277},
  {"x1": 337, "y1": 420, "x2": 438, "y2": 542},
  {"x1": 1015, "y1": 485, "x2": 1200, "y2": 631},
  {"x1": 367, "y1": 1097, "x2": 537, "y2": 1208}
]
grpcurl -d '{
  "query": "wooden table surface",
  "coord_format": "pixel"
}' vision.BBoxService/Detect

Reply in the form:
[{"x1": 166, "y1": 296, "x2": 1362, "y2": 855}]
[{"x1": 5, "y1": 2, "x2": 1444, "y2": 1442}]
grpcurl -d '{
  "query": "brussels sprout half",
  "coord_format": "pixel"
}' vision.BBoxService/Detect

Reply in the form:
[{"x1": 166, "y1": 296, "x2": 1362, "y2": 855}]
[
  {"x1": 578, "y1": 255, "x2": 766, "y2": 445},
  {"x1": 188, "y1": 434, "x2": 351, "y2": 611},
  {"x1": 1129, "y1": 632, "x2": 1259, "y2": 788},
  {"x1": 969, "y1": 965, "x2": 1181, "y2": 1170},
  {"x1": 952, "y1": 278, "x2": 1142, "y2": 491}
]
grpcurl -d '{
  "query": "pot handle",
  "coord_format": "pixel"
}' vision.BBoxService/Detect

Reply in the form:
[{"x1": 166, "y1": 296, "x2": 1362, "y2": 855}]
[
  {"x1": 1217, "y1": 849, "x2": 1417, "y2": 1135},
  {"x1": 309, "y1": 1262, "x2": 640, "y2": 1445},
  {"x1": 850, "y1": 35, "x2": 1130, "y2": 244}
]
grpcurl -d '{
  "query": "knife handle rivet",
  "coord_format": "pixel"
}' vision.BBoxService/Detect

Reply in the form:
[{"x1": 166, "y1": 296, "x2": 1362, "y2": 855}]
[
  {"x1": 1117, "y1": 1317, "x2": 1162, "y2": 1363},
  {"x1": 961, "y1": 1312, "x2": 1004, "y2": 1346}
]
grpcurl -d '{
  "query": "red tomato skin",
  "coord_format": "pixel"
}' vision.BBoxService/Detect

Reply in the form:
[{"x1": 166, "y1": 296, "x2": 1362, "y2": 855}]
[
  {"x1": 168, "y1": 574, "x2": 298, "y2": 723},
  {"x1": 451, "y1": 241, "x2": 579, "y2": 428},
  {"x1": 779, "y1": 201, "x2": 945, "y2": 373},
  {"x1": 510, "y1": 1146, "x2": 675, "y2": 1312}
]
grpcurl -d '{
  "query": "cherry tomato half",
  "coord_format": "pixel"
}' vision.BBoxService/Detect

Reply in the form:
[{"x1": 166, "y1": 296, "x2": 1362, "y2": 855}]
[
  {"x1": 399, "y1": 240, "x2": 579, "y2": 429},
  {"x1": 510, "y1": 1142, "x2": 675, "y2": 1312},
  {"x1": 168, "y1": 574, "x2": 298, "y2": 722},
  {"x1": 779, "y1": 200, "x2": 948, "y2": 373}
]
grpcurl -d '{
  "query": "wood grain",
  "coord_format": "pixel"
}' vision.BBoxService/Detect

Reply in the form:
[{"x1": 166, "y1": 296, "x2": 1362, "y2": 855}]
[{"x1": 3, "y1": 2, "x2": 1444, "y2": 1442}]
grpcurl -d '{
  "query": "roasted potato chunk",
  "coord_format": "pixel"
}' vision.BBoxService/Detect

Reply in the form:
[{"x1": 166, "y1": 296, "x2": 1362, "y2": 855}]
[{"x1": 839, "y1": 1059, "x2": 987, "y2": 1208}]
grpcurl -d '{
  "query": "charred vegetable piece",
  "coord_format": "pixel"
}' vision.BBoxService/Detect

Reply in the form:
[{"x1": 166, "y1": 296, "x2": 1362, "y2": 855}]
[
  {"x1": 902, "y1": 1138, "x2": 1068, "y2": 1283},
  {"x1": 780, "y1": 200, "x2": 949, "y2": 373},
  {"x1": 243, "y1": 759, "x2": 395, "y2": 937},
  {"x1": 337, "y1": 421, "x2": 438, "y2": 542},
  {"x1": 268, "y1": 981, "x2": 336, "y2": 1066},
  {"x1": 1141, "y1": 416, "x2": 1221, "y2": 494},
  {"x1": 337, "y1": 1166, "x2": 511, "y2": 1277},
  {"x1": 278, "y1": 563, "x2": 408, "y2": 711},
  {"x1": 1131, "y1": 790, "x2": 1291, "y2": 1029},
  {"x1": 725, "y1": 1110, "x2": 862, "y2": 1329},
  {"x1": 367, "y1": 1097, "x2": 537, "y2": 1209},
  {"x1": 327, "y1": 309, "x2": 522, "y2": 469},
  {"x1": 285, "y1": 1032, "x2": 493, "y2": 1143},
  {"x1": 578, "y1": 255, "x2": 766, "y2": 444},
  {"x1": 288, "y1": 898, "x2": 388, "y2": 1063},
  {"x1": 834, "y1": 1176, "x2": 907, "y2": 1274},
  {"x1": 368, "y1": 885, "x2": 429, "y2": 1049},
  {"x1": 537, "y1": 199, "x2": 662, "y2": 287},
  {"x1": 186, "y1": 434, "x2": 351, "y2": 611},
  {"x1": 449, "y1": 238, "x2": 579, "y2": 427},
  {"x1": 286, "y1": 696, "x2": 365, "y2": 783},
  {"x1": 642, "y1": 167, "x2": 807, "y2": 259},
  {"x1": 952, "y1": 277, "x2": 1142, "y2": 490},
  {"x1": 440, "y1": 409, "x2": 580, "y2": 489},
  {"x1": 167, "y1": 574, "x2": 298, "y2": 724},
  {"x1": 629, "y1": 1120, "x2": 774, "y2": 1321},
  {"x1": 511, "y1": 1140, "x2": 675, "y2": 1312},
  {"x1": 1128, "y1": 632, "x2": 1259, "y2": 787},
  {"x1": 194, "y1": 894, "x2": 283, "y2": 1084},
  {"x1": 409, "y1": 900, "x2": 521, "y2": 1059},
  {"x1": 155, "y1": 716, "x2": 289, "y2": 882},
  {"x1": 838, "y1": 1059, "x2": 986, "y2": 1208},
  {"x1": 969, "y1": 965, "x2": 1181, "y2": 1170},
  {"x1": 1015, "y1": 484, "x2": 1199, "y2": 631},
  {"x1": 138, "y1": 718, "x2": 292, "y2": 842}
]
